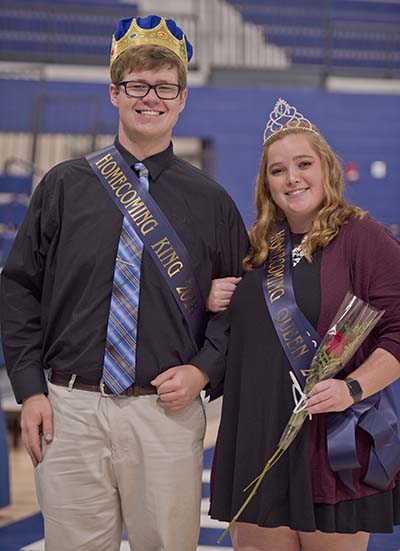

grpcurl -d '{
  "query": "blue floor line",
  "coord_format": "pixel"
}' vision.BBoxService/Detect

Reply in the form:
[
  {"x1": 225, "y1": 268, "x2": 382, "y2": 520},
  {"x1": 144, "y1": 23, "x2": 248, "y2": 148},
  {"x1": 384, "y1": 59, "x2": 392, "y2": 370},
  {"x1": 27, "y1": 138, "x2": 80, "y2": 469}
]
[
  {"x1": 199, "y1": 527, "x2": 232, "y2": 547},
  {"x1": 0, "y1": 513, "x2": 44, "y2": 550}
]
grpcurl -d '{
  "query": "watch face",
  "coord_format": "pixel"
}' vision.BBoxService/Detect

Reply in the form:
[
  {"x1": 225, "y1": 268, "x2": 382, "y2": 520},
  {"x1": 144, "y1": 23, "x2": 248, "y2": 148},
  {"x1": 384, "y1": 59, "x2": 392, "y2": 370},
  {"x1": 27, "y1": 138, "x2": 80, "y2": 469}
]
[{"x1": 346, "y1": 378, "x2": 362, "y2": 402}]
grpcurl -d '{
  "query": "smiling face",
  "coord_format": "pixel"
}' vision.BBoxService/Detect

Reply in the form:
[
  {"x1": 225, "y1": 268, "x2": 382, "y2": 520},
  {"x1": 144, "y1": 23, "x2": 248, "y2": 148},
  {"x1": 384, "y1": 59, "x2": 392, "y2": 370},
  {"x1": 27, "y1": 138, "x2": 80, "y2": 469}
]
[
  {"x1": 110, "y1": 66, "x2": 187, "y2": 159},
  {"x1": 266, "y1": 133, "x2": 325, "y2": 233}
]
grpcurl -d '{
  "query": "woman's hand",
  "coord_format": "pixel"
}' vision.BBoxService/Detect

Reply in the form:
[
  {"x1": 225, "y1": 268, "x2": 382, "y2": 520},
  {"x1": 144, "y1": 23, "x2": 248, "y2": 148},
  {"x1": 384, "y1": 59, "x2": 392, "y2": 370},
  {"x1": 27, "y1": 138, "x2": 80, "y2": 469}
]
[
  {"x1": 206, "y1": 276, "x2": 241, "y2": 312},
  {"x1": 306, "y1": 378, "x2": 354, "y2": 414},
  {"x1": 306, "y1": 348, "x2": 400, "y2": 416}
]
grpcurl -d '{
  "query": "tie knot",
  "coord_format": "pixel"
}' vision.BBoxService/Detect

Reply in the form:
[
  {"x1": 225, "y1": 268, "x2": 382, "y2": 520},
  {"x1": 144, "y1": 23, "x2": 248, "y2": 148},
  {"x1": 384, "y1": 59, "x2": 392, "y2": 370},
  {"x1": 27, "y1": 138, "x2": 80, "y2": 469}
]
[{"x1": 134, "y1": 162, "x2": 149, "y2": 179}]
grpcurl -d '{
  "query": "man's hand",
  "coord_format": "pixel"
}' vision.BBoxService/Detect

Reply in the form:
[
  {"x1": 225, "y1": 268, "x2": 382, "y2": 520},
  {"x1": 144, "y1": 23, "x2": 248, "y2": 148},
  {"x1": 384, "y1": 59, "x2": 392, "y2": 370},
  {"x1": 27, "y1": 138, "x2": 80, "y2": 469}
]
[
  {"x1": 306, "y1": 379, "x2": 354, "y2": 415},
  {"x1": 21, "y1": 393, "x2": 53, "y2": 467},
  {"x1": 206, "y1": 276, "x2": 241, "y2": 312},
  {"x1": 151, "y1": 365, "x2": 209, "y2": 411}
]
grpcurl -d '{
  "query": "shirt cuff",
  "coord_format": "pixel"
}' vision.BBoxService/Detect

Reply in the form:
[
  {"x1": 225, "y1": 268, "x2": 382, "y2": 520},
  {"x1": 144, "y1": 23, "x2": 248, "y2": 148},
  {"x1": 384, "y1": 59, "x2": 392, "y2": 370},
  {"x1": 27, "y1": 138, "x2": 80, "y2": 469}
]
[
  {"x1": 190, "y1": 344, "x2": 226, "y2": 391},
  {"x1": 9, "y1": 366, "x2": 48, "y2": 404}
]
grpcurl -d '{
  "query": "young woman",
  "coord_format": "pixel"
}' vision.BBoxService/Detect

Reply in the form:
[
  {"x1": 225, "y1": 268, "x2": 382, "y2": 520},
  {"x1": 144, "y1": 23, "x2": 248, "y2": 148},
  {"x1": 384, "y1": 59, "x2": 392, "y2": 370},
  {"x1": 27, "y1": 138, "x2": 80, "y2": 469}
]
[{"x1": 209, "y1": 99, "x2": 400, "y2": 551}]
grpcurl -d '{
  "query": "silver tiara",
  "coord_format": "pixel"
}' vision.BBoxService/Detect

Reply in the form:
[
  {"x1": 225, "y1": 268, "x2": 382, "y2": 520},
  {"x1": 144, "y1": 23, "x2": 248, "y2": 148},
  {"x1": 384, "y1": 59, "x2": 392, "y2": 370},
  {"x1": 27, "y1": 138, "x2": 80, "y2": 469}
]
[{"x1": 263, "y1": 98, "x2": 319, "y2": 145}]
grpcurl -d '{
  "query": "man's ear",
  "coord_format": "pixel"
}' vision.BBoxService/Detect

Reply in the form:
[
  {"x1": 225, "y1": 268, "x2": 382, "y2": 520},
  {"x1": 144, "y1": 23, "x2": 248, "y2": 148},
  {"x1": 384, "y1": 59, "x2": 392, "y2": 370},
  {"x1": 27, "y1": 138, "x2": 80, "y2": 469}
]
[
  {"x1": 178, "y1": 87, "x2": 188, "y2": 113},
  {"x1": 109, "y1": 83, "x2": 120, "y2": 108}
]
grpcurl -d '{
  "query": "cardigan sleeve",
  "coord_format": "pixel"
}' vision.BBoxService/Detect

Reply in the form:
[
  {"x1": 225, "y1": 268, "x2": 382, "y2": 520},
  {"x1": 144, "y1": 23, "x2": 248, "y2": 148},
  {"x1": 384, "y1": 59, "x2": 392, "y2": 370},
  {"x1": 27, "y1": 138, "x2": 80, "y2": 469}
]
[{"x1": 355, "y1": 219, "x2": 400, "y2": 362}]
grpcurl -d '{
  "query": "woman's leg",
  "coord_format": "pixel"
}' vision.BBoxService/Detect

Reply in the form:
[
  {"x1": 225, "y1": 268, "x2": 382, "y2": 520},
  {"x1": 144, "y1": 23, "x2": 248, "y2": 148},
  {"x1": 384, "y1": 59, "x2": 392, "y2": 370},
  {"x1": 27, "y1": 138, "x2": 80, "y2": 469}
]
[
  {"x1": 299, "y1": 530, "x2": 370, "y2": 551},
  {"x1": 230, "y1": 522, "x2": 301, "y2": 551}
]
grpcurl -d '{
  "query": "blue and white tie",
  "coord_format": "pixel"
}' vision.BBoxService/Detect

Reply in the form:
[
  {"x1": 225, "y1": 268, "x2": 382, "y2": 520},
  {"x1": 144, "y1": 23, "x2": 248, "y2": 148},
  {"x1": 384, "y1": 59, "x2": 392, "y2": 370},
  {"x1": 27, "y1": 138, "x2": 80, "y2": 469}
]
[{"x1": 102, "y1": 162, "x2": 149, "y2": 394}]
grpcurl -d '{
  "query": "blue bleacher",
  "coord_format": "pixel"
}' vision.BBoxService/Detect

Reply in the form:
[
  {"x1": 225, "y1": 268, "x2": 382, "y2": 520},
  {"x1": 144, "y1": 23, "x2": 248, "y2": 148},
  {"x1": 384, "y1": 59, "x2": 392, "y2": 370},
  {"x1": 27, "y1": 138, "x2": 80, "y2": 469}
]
[
  {"x1": 332, "y1": 0, "x2": 400, "y2": 24},
  {"x1": 0, "y1": 174, "x2": 32, "y2": 262},
  {"x1": 227, "y1": 0, "x2": 400, "y2": 74},
  {"x1": 0, "y1": 203, "x2": 28, "y2": 229},
  {"x1": 0, "y1": 232, "x2": 15, "y2": 267},
  {"x1": 1, "y1": 0, "x2": 399, "y2": 74},
  {"x1": 0, "y1": 174, "x2": 32, "y2": 194},
  {"x1": 0, "y1": 174, "x2": 32, "y2": 388},
  {"x1": 0, "y1": 1, "x2": 138, "y2": 66}
]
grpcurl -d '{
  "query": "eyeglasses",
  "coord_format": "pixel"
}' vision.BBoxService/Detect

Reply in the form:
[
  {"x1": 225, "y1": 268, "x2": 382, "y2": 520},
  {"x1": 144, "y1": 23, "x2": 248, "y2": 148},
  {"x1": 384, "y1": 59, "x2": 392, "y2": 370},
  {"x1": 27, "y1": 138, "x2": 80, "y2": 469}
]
[{"x1": 117, "y1": 81, "x2": 182, "y2": 100}]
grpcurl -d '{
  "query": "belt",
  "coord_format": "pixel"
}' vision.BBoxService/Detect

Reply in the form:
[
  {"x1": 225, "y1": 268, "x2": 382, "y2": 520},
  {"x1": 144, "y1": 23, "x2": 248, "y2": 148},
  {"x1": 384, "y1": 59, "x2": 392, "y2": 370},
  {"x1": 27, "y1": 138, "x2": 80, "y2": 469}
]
[{"x1": 48, "y1": 371, "x2": 158, "y2": 397}]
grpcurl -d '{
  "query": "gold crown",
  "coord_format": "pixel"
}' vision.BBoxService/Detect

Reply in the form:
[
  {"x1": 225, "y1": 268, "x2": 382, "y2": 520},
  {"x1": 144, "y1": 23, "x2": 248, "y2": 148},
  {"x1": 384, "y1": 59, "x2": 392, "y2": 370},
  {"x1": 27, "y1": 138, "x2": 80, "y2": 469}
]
[
  {"x1": 263, "y1": 98, "x2": 320, "y2": 144},
  {"x1": 110, "y1": 17, "x2": 189, "y2": 70}
]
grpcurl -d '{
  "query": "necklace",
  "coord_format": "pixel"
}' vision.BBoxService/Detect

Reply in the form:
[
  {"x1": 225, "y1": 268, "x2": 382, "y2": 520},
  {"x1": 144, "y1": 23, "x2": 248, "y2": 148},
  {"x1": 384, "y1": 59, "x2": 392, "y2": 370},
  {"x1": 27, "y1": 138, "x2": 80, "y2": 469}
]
[{"x1": 291, "y1": 235, "x2": 307, "y2": 267}]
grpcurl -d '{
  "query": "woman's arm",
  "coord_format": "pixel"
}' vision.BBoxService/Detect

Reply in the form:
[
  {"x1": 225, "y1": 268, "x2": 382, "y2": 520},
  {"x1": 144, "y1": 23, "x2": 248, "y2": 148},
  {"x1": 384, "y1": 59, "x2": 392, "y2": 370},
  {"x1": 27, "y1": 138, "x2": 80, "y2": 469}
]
[
  {"x1": 308, "y1": 221, "x2": 400, "y2": 414},
  {"x1": 306, "y1": 347, "x2": 400, "y2": 414},
  {"x1": 206, "y1": 276, "x2": 241, "y2": 312}
]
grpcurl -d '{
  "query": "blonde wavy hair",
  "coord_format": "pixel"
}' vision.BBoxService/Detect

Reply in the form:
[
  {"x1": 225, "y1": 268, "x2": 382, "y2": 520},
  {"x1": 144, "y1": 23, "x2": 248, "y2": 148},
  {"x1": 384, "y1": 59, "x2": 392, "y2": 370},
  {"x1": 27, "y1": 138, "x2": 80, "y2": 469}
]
[{"x1": 243, "y1": 125, "x2": 367, "y2": 271}]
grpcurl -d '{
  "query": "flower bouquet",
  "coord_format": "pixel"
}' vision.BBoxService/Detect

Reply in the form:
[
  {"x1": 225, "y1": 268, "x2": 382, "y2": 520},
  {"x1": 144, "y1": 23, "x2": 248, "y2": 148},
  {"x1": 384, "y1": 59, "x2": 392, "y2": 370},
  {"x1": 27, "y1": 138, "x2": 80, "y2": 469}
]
[{"x1": 218, "y1": 292, "x2": 384, "y2": 542}]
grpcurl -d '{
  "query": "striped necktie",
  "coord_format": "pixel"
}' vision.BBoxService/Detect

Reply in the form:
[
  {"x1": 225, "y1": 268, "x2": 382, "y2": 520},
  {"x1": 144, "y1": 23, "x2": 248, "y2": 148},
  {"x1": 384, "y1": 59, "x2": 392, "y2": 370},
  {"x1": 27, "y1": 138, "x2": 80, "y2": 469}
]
[{"x1": 102, "y1": 162, "x2": 149, "y2": 394}]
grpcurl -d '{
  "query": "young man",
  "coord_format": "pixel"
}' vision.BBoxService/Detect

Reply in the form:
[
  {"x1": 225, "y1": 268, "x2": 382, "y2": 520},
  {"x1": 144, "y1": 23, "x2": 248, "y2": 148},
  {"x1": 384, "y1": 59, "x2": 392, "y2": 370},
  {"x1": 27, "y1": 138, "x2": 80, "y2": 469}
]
[{"x1": 0, "y1": 15, "x2": 248, "y2": 551}]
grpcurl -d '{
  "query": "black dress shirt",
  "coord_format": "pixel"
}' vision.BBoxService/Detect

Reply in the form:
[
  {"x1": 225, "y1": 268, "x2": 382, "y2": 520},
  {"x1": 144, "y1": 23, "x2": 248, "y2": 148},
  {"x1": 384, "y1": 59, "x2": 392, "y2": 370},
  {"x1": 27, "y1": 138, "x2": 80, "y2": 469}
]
[{"x1": 0, "y1": 139, "x2": 248, "y2": 402}]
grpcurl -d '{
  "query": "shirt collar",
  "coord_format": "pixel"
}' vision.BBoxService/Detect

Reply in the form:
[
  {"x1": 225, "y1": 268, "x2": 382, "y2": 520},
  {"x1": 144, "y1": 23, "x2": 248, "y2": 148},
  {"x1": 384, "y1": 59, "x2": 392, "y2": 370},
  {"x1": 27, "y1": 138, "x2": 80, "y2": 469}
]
[{"x1": 114, "y1": 137, "x2": 174, "y2": 182}]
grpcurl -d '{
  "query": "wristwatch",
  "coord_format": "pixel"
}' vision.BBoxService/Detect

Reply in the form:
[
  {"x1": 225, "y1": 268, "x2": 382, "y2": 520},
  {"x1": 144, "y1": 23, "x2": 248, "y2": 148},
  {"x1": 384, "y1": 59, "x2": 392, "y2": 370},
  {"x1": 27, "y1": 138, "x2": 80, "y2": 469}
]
[{"x1": 345, "y1": 377, "x2": 363, "y2": 403}]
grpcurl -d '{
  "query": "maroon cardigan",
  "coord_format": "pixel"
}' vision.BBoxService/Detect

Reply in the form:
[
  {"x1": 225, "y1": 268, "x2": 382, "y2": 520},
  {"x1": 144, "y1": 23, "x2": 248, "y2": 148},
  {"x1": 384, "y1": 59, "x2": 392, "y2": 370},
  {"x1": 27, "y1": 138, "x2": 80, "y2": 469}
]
[{"x1": 310, "y1": 216, "x2": 400, "y2": 503}]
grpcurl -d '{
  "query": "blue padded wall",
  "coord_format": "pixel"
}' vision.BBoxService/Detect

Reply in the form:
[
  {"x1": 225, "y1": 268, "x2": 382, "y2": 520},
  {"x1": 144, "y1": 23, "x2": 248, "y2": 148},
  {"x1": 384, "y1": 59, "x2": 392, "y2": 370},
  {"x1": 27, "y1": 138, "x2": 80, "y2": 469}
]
[{"x1": 0, "y1": 80, "x2": 399, "y2": 229}]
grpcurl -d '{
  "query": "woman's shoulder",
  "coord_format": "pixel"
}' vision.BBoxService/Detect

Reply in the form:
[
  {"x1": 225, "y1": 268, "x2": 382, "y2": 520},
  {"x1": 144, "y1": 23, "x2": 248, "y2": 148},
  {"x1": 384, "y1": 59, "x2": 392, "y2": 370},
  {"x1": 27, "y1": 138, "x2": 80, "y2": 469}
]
[
  {"x1": 342, "y1": 215, "x2": 386, "y2": 235},
  {"x1": 340, "y1": 215, "x2": 397, "y2": 244},
  {"x1": 338, "y1": 215, "x2": 400, "y2": 259}
]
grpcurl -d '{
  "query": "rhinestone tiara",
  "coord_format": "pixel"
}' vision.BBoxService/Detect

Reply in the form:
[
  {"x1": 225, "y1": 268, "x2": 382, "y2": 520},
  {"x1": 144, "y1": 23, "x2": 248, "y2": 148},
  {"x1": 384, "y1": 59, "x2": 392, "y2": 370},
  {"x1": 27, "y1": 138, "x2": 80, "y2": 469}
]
[{"x1": 263, "y1": 98, "x2": 320, "y2": 145}]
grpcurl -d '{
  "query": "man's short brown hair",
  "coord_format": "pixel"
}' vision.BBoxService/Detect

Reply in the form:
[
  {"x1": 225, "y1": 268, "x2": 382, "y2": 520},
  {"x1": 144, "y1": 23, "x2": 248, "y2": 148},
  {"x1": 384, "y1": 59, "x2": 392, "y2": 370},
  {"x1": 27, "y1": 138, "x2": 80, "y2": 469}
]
[{"x1": 110, "y1": 45, "x2": 187, "y2": 89}]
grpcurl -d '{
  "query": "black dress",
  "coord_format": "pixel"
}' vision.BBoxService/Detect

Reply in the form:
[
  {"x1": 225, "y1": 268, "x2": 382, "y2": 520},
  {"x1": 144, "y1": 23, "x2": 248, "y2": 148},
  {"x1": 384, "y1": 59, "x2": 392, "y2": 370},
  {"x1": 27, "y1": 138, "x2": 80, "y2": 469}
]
[{"x1": 210, "y1": 236, "x2": 400, "y2": 533}]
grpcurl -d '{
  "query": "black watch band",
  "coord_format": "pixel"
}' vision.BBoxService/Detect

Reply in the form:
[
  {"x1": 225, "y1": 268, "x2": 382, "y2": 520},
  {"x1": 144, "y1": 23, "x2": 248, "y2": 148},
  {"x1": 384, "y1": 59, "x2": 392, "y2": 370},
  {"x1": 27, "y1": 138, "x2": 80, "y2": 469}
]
[{"x1": 345, "y1": 377, "x2": 363, "y2": 403}]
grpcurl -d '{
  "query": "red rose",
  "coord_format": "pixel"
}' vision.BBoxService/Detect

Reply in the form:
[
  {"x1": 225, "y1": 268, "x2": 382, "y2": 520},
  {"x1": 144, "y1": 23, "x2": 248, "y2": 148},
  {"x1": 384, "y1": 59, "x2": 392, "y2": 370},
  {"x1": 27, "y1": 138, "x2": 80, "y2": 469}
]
[{"x1": 326, "y1": 332, "x2": 350, "y2": 358}]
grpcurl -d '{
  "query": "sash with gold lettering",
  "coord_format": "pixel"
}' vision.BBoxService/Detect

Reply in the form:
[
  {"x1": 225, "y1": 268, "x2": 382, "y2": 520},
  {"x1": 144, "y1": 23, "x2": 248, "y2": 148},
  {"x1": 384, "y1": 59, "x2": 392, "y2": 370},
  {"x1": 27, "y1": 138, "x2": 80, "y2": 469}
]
[
  {"x1": 263, "y1": 221, "x2": 321, "y2": 388},
  {"x1": 86, "y1": 145, "x2": 206, "y2": 348}
]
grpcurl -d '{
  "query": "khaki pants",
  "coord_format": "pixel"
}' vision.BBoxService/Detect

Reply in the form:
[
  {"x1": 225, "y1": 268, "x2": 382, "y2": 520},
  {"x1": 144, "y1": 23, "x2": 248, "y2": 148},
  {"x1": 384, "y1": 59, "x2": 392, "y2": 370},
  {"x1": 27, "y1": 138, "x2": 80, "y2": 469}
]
[{"x1": 35, "y1": 381, "x2": 206, "y2": 551}]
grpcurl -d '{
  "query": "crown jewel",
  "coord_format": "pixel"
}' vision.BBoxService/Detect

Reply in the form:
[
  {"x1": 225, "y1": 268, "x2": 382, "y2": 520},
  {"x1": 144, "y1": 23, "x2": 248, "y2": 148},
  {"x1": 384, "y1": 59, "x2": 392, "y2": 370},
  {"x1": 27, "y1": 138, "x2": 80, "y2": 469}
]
[
  {"x1": 110, "y1": 15, "x2": 192, "y2": 70},
  {"x1": 263, "y1": 98, "x2": 319, "y2": 145}
]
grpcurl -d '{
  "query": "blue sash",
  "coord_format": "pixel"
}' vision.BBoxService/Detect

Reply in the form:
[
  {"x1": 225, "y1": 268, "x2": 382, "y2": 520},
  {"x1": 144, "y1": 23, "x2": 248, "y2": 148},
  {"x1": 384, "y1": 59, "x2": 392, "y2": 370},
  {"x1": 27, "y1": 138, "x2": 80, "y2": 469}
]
[
  {"x1": 263, "y1": 221, "x2": 400, "y2": 491},
  {"x1": 262, "y1": 221, "x2": 320, "y2": 388},
  {"x1": 86, "y1": 145, "x2": 206, "y2": 348},
  {"x1": 327, "y1": 385, "x2": 400, "y2": 491}
]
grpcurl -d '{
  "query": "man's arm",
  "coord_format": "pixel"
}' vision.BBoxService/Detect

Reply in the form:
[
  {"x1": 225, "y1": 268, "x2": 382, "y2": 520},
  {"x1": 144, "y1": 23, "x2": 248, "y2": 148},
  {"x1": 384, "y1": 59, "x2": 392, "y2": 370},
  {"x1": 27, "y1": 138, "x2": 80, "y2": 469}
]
[
  {"x1": 190, "y1": 200, "x2": 248, "y2": 393},
  {"x1": 1, "y1": 176, "x2": 57, "y2": 463},
  {"x1": 151, "y1": 199, "x2": 249, "y2": 408},
  {"x1": 0, "y1": 180, "x2": 53, "y2": 402}
]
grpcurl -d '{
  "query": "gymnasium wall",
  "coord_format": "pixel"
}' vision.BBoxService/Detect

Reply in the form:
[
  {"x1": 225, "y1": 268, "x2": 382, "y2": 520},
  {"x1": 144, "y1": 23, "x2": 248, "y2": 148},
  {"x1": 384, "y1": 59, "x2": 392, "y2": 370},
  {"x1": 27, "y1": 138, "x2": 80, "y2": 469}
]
[{"x1": 0, "y1": 80, "x2": 399, "y2": 230}]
